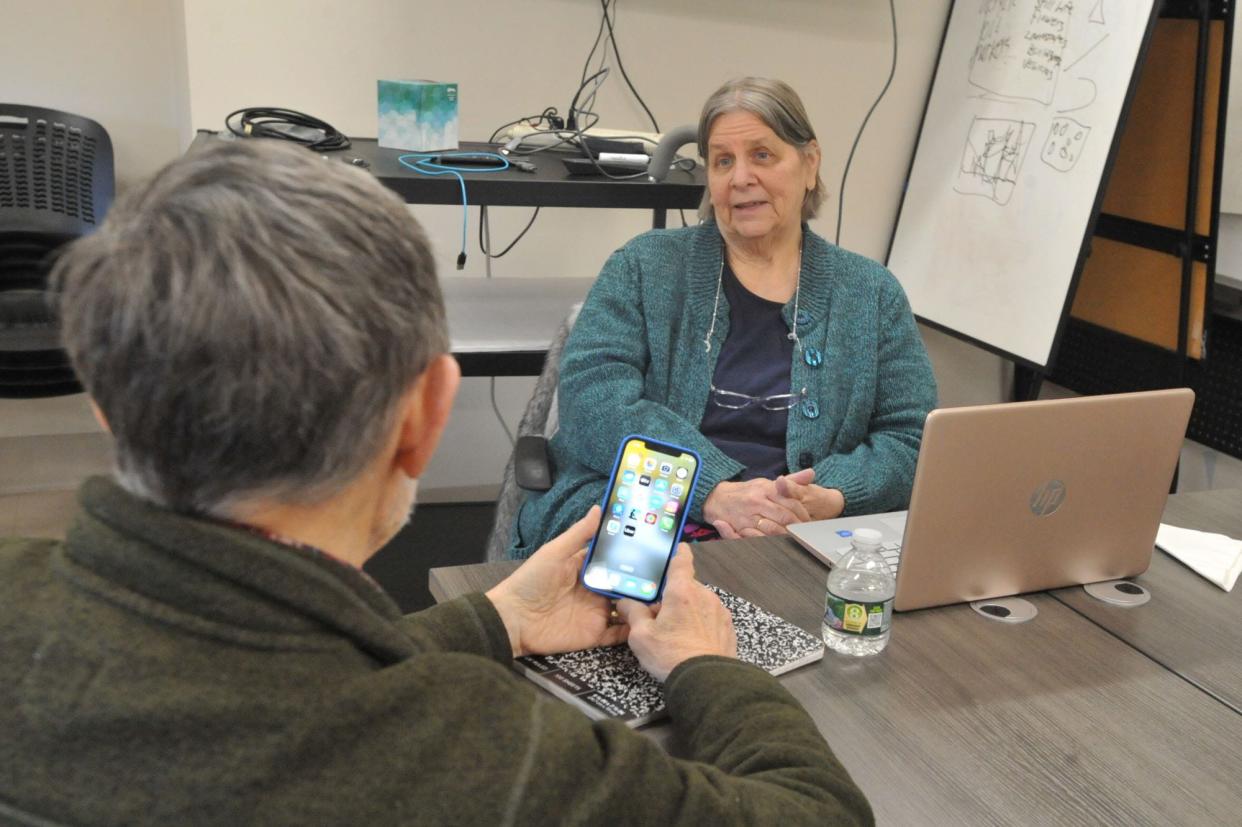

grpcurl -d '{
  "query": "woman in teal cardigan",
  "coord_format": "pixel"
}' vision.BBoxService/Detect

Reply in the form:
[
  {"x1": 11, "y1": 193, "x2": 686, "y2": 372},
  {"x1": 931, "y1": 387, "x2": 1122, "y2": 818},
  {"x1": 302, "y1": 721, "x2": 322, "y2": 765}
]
[{"x1": 509, "y1": 78, "x2": 937, "y2": 558}]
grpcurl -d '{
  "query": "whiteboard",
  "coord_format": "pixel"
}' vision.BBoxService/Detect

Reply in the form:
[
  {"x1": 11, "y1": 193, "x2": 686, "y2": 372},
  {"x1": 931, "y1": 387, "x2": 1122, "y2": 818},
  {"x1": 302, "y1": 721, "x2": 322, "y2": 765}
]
[{"x1": 887, "y1": 0, "x2": 1159, "y2": 367}]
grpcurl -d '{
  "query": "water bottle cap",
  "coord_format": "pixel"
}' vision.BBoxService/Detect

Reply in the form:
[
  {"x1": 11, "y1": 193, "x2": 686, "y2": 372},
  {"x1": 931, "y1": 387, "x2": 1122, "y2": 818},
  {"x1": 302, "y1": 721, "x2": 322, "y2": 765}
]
[{"x1": 852, "y1": 528, "x2": 883, "y2": 546}]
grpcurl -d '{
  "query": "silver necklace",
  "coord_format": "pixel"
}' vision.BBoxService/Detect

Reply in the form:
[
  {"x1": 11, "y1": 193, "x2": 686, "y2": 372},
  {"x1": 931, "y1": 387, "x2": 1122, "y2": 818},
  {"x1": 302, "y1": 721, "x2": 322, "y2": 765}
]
[{"x1": 703, "y1": 243, "x2": 803, "y2": 353}]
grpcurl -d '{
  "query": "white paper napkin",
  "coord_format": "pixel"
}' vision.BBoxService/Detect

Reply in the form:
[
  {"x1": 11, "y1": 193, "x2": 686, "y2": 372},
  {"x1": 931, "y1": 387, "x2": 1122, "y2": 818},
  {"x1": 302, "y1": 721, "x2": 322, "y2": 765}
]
[{"x1": 1155, "y1": 523, "x2": 1242, "y2": 592}]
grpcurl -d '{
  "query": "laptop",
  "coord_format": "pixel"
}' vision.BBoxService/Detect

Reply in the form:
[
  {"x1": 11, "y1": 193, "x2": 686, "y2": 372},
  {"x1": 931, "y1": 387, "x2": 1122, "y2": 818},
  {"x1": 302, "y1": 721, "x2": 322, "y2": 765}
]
[{"x1": 789, "y1": 389, "x2": 1194, "y2": 611}]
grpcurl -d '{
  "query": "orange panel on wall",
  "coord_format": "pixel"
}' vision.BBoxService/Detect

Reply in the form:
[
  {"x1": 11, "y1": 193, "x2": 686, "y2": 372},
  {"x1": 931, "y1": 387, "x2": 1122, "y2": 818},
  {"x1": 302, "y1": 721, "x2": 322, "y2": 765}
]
[
  {"x1": 1099, "y1": 20, "x2": 1221, "y2": 233},
  {"x1": 1071, "y1": 238, "x2": 1206, "y2": 358},
  {"x1": 1072, "y1": 19, "x2": 1222, "y2": 360}
]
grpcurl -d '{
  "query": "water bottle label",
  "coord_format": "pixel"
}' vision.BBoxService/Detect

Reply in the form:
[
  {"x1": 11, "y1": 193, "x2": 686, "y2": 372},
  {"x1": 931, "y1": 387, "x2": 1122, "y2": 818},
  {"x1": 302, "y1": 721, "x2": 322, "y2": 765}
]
[{"x1": 824, "y1": 593, "x2": 892, "y2": 636}]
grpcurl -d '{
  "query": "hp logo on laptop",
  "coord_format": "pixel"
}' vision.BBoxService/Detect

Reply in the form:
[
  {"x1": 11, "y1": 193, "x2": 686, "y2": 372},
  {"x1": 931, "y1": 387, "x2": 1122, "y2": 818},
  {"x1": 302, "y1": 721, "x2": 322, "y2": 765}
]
[{"x1": 1030, "y1": 481, "x2": 1066, "y2": 517}]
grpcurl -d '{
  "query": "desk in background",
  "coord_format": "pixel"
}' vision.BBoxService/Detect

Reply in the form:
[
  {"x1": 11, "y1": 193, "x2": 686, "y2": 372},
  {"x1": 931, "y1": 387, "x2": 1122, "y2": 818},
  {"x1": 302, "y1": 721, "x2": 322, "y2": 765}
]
[
  {"x1": 347, "y1": 138, "x2": 703, "y2": 230},
  {"x1": 188, "y1": 132, "x2": 705, "y2": 230},
  {"x1": 442, "y1": 277, "x2": 591, "y2": 376},
  {"x1": 187, "y1": 132, "x2": 703, "y2": 376},
  {"x1": 429, "y1": 490, "x2": 1242, "y2": 824}
]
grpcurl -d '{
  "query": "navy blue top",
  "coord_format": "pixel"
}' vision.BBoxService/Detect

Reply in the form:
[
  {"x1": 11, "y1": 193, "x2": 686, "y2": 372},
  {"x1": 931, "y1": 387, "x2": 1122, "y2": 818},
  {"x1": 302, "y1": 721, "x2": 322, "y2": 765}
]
[{"x1": 699, "y1": 262, "x2": 794, "y2": 481}]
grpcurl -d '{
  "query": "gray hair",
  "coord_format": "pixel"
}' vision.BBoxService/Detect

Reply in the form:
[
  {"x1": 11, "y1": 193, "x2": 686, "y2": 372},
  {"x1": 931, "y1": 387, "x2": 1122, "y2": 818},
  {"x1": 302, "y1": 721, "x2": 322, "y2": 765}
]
[
  {"x1": 50, "y1": 138, "x2": 448, "y2": 516},
  {"x1": 697, "y1": 77, "x2": 826, "y2": 222}
]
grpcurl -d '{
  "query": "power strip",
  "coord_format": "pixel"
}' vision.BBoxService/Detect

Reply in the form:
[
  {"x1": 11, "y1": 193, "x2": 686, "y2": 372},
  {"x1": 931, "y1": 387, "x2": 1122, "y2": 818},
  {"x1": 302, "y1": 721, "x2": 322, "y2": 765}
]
[{"x1": 496, "y1": 122, "x2": 663, "y2": 150}]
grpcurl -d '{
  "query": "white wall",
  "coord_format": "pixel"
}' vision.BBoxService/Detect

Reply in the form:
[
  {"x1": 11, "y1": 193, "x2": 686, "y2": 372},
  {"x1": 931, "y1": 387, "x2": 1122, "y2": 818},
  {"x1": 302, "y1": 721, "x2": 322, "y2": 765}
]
[
  {"x1": 0, "y1": 0, "x2": 190, "y2": 493},
  {"x1": 1214, "y1": 212, "x2": 1242, "y2": 291},
  {"x1": 2, "y1": 0, "x2": 191, "y2": 189},
  {"x1": 1215, "y1": 11, "x2": 1242, "y2": 291}
]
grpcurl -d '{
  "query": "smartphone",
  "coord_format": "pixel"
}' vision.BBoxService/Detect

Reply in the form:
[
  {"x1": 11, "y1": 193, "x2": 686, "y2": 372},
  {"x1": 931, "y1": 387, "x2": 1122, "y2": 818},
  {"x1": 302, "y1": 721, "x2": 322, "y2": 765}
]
[{"x1": 580, "y1": 435, "x2": 701, "y2": 603}]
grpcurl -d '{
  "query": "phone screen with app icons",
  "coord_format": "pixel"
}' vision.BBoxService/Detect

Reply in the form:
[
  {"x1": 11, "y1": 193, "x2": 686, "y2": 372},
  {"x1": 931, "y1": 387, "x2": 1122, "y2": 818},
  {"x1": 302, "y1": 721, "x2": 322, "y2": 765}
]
[{"x1": 580, "y1": 435, "x2": 701, "y2": 603}]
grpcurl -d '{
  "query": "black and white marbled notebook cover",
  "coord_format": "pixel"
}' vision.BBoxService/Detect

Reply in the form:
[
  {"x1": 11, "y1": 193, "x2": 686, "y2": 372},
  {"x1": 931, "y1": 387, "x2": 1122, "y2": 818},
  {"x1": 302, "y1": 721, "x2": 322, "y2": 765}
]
[{"x1": 513, "y1": 585, "x2": 824, "y2": 727}]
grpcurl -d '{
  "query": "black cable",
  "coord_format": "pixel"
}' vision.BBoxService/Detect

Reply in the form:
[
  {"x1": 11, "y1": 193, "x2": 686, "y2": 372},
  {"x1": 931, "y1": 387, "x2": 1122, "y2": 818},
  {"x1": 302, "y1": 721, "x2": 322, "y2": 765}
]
[
  {"x1": 224, "y1": 107, "x2": 350, "y2": 152},
  {"x1": 599, "y1": 0, "x2": 659, "y2": 132},
  {"x1": 836, "y1": 0, "x2": 897, "y2": 246},
  {"x1": 479, "y1": 205, "x2": 542, "y2": 258},
  {"x1": 500, "y1": 115, "x2": 603, "y2": 157},
  {"x1": 568, "y1": 67, "x2": 611, "y2": 133},
  {"x1": 579, "y1": 0, "x2": 612, "y2": 97},
  {"x1": 488, "y1": 109, "x2": 562, "y2": 144},
  {"x1": 579, "y1": 6, "x2": 612, "y2": 125}
]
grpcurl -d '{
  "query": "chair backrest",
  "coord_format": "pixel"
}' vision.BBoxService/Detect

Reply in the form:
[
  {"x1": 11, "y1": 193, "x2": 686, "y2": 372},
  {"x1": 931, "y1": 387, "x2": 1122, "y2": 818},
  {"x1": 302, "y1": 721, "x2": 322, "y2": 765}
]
[
  {"x1": 0, "y1": 104, "x2": 114, "y2": 398},
  {"x1": 484, "y1": 304, "x2": 581, "y2": 562}
]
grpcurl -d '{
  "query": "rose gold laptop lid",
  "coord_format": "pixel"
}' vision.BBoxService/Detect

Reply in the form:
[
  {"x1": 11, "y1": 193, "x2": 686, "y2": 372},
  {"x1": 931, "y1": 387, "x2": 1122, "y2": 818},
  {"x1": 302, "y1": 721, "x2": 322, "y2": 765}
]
[{"x1": 892, "y1": 388, "x2": 1194, "y2": 611}]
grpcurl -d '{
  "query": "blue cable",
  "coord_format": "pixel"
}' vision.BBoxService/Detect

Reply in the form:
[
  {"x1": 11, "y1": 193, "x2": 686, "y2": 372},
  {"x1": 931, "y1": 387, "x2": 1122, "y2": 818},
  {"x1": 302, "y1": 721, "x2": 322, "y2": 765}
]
[{"x1": 397, "y1": 152, "x2": 510, "y2": 269}]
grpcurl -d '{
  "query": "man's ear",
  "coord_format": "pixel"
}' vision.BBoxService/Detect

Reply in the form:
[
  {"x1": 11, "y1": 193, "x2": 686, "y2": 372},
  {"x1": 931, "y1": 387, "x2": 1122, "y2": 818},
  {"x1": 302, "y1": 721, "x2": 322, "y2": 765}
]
[
  {"x1": 88, "y1": 399, "x2": 111, "y2": 434},
  {"x1": 395, "y1": 354, "x2": 461, "y2": 480}
]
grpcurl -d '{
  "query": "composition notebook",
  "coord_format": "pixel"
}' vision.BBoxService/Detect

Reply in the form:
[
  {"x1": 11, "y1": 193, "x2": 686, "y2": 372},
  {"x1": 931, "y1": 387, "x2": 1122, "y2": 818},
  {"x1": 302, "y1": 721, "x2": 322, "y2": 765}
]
[{"x1": 513, "y1": 585, "x2": 824, "y2": 727}]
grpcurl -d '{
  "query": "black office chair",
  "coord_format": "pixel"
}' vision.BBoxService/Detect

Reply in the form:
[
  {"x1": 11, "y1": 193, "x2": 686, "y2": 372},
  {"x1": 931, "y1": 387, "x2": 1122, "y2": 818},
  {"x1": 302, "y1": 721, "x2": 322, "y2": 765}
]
[
  {"x1": 0, "y1": 104, "x2": 114, "y2": 398},
  {"x1": 483, "y1": 305, "x2": 581, "y2": 561}
]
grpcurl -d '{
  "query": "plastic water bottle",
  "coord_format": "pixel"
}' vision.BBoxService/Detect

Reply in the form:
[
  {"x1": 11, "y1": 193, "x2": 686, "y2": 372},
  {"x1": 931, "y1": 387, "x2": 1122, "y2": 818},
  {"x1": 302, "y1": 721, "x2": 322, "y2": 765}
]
[{"x1": 822, "y1": 528, "x2": 895, "y2": 656}]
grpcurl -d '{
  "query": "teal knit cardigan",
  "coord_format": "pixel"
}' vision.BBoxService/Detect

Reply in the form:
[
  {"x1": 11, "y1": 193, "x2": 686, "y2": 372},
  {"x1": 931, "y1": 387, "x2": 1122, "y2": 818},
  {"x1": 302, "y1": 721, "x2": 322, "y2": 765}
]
[{"x1": 509, "y1": 222, "x2": 937, "y2": 558}]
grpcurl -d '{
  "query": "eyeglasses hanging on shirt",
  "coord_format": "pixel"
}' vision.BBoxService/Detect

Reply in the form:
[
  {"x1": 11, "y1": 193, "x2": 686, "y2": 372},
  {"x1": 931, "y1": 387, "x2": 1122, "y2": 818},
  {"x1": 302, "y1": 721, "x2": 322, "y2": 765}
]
[{"x1": 709, "y1": 385, "x2": 808, "y2": 411}]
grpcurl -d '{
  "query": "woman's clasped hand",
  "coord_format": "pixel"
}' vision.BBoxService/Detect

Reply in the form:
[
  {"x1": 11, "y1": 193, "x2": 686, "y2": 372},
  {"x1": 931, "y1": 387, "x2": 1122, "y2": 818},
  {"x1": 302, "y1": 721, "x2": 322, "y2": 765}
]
[{"x1": 704, "y1": 468, "x2": 843, "y2": 538}]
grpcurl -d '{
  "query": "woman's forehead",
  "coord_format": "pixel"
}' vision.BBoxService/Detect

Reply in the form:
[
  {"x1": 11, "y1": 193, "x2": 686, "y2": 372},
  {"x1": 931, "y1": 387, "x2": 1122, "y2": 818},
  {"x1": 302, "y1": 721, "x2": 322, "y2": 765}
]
[{"x1": 707, "y1": 111, "x2": 781, "y2": 149}]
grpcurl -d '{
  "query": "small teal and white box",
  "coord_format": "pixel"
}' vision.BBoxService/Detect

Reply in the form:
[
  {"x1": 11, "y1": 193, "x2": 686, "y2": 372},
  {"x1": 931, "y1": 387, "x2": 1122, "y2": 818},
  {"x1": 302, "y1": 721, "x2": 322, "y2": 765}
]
[{"x1": 377, "y1": 80, "x2": 458, "y2": 152}]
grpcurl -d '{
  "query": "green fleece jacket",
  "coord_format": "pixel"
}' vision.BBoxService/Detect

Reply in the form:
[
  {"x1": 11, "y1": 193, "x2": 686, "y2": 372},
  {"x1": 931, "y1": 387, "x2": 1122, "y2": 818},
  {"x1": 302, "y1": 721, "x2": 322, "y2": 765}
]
[
  {"x1": 0, "y1": 477, "x2": 872, "y2": 826},
  {"x1": 510, "y1": 222, "x2": 937, "y2": 558}
]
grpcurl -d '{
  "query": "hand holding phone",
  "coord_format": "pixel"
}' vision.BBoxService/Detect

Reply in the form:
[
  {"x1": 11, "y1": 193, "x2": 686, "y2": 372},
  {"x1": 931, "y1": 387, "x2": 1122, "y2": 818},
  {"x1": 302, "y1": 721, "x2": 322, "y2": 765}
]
[
  {"x1": 485, "y1": 506, "x2": 629, "y2": 657},
  {"x1": 614, "y1": 546, "x2": 737, "y2": 681},
  {"x1": 580, "y1": 435, "x2": 701, "y2": 603}
]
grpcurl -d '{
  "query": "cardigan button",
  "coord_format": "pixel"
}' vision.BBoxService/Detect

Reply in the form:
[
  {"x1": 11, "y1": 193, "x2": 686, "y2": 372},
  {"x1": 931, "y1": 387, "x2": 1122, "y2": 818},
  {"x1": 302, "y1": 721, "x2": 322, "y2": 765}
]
[
  {"x1": 795, "y1": 310, "x2": 810, "y2": 326},
  {"x1": 803, "y1": 346, "x2": 823, "y2": 367},
  {"x1": 798, "y1": 451, "x2": 814, "y2": 469},
  {"x1": 801, "y1": 399, "x2": 820, "y2": 419}
]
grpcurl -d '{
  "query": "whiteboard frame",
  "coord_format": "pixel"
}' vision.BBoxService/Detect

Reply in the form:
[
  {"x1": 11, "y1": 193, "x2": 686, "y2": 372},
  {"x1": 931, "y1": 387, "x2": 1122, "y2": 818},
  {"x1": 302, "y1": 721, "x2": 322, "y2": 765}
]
[{"x1": 885, "y1": 0, "x2": 1164, "y2": 371}]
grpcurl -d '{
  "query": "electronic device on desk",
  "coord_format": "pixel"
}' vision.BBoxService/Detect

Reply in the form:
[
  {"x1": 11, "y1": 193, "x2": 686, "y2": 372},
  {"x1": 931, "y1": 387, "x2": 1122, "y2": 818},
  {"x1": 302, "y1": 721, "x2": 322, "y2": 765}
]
[
  {"x1": 553, "y1": 125, "x2": 701, "y2": 182},
  {"x1": 496, "y1": 121, "x2": 663, "y2": 152},
  {"x1": 561, "y1": 153, "x2": 650, "y2": 177},
  {"x1": 788, "y1": 389, "x2": 1195, "y2": 611},
  {"x1": 430, "y1": 152, "x2": 535, "y2": 173},
  {"x1": 562, "y1": 136, "x2": 656, "y2": 177}
]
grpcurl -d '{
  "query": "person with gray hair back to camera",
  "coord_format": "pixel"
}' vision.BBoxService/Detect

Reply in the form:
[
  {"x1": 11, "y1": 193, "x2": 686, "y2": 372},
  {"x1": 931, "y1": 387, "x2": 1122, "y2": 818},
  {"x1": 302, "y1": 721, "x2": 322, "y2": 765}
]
[{"x1": 0, "y1": 138, "x2": 872, "y2": 826}]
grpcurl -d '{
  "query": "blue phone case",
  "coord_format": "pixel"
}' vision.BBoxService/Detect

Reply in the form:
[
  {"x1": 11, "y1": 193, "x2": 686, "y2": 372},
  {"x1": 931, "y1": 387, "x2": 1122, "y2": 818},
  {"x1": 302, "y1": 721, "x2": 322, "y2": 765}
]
[{"x1": 579, "y1": 434, "x2": 702, "y2": 604}]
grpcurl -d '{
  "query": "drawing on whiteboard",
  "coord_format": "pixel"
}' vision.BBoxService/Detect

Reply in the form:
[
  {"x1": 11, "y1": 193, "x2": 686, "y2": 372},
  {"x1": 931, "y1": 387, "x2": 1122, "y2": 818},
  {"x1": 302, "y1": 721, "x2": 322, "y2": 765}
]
[
  {"x1": 1040, "y1": 117, "x2": 1091, "y2": 171},
  {"x1": 954, "y1": 117, "x2": 1036, "y2": 204},
  {"x1": 1064, "y1": 33, "x2": 1110, "y2": 72},
  {"x1": 1057, "y1": 77, "x2": 1098, "y2": 114},
  {"x1": 1089, "y1": 0, "x2": 1105, "y2": 25},
  {"x1": 968, "y1": 0, "x2": 1074, "y2": 105}
]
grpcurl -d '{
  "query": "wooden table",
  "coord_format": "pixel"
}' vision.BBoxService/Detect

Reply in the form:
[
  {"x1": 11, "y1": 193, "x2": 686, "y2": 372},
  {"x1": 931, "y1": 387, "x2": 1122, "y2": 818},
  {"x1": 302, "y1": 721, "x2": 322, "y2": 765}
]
[
  {"x1": 430, "y1": 510, "x2": 1242, "y2": 824},
  {"x1": 1052, "y1": 487, "x2": 1242, "y2": 714},
  {"x1": 189, "y1": 130, "x2": 702, "y2": 376}
]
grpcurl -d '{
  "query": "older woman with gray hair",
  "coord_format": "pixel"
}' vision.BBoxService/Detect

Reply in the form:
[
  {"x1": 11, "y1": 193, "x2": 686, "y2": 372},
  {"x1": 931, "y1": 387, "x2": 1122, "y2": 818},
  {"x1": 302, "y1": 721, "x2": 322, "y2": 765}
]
[{"x1": 510, "y1": 77, "x2": 937, "y2": 557}]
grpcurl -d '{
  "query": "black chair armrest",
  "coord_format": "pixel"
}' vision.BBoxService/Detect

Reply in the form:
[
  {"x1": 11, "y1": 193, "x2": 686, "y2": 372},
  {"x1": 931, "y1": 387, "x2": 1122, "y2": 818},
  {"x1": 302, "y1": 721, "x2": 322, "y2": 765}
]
[{"x1": 514, "y1": 435, "x2": 553, "y2": 492}]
